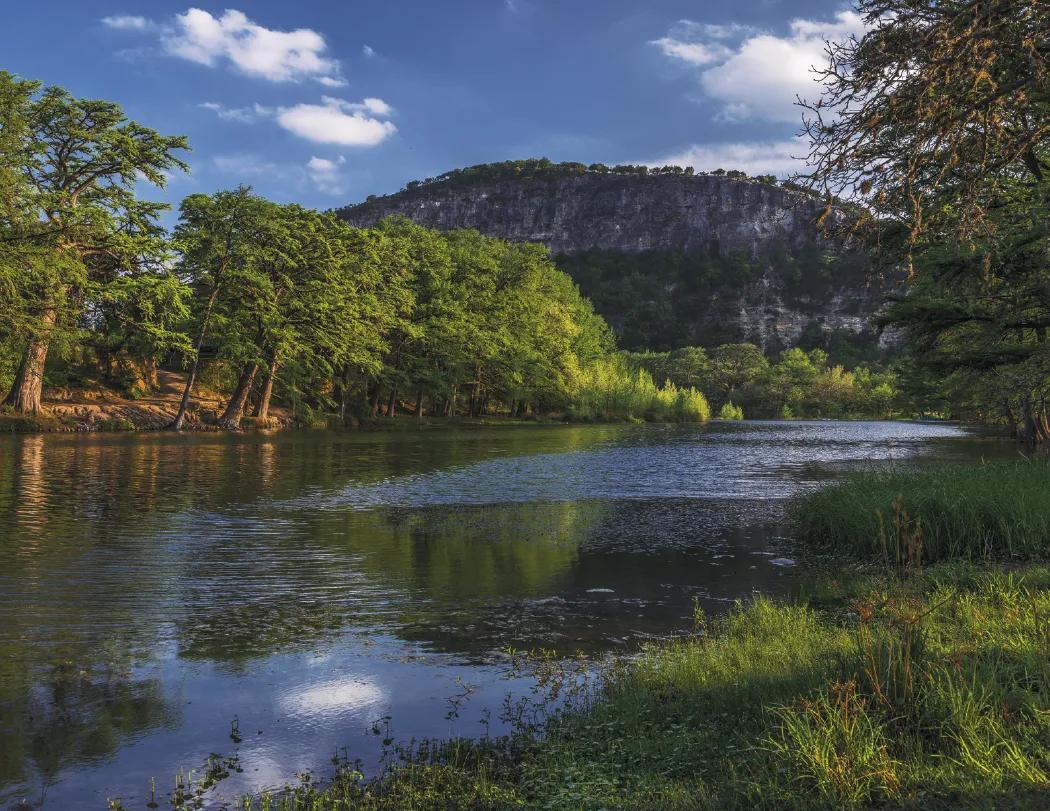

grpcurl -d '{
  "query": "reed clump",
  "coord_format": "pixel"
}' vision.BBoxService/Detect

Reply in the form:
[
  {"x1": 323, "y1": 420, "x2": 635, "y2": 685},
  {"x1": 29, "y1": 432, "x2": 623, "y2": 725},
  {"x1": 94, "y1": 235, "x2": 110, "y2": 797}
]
[{"x1": 792, "y1": 461, "x2": 1050, "y2": 562}]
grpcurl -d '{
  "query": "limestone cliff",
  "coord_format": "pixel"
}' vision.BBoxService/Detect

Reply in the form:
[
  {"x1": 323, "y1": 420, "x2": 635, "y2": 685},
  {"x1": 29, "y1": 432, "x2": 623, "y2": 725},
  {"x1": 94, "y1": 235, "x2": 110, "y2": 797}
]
[{"x1": 337, "y1": 165, "x2": 889, "y2": 353}]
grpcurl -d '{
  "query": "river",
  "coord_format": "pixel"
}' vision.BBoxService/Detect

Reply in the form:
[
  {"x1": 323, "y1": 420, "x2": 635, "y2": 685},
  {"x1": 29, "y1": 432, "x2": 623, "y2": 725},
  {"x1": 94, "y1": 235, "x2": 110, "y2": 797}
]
[{"x1": 0, "y1": 420, "x2": 1011, "y2": 808}]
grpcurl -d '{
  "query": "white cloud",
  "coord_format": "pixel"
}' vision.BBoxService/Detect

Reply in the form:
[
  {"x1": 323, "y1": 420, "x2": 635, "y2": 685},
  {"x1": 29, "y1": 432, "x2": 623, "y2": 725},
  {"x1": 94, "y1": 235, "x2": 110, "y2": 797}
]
[
  {"x1": 102, "y1": 15, "x2": 152, "y2": 30},
  {"x1": 650, "y1": 37, "x2": 730, "y2": 67},
  {"x1": 306, "y1": 155, "x2": 347, "y2": 193},
  {"x1": 199, "y1": 101, "x2": 273, "y2": 123},
  {"x1": 362, "y1": 44, "x2": 375, "y2": 58},
  {"x1": 200, "y1": 96, "x2": 395, "y2": 149},
  {"x1": 650, "y1": 139, "x2": 804, "y2": 177},
  {"x1": 651, "y1": 11, "x2": 864, "y2": 123},
  {"x1": 359, "y1": 97, "x2": 392, "y2": 116},
  {"x1": 105, "y1": 8, "x2": 345, "y2": 85},
  {"x1": 276, "y1": 97, "x2": 396, "y2": 147}
]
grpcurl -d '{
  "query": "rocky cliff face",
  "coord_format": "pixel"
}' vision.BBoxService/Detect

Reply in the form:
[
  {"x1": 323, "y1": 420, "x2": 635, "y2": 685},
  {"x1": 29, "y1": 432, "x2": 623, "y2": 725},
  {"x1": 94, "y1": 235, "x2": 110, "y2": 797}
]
[
  {"x1": 339, "y1": 173, "x2": 823, "y2": 255},
  {"x1": 338, "y1": 170, "x2": 890, "y2": 353}
]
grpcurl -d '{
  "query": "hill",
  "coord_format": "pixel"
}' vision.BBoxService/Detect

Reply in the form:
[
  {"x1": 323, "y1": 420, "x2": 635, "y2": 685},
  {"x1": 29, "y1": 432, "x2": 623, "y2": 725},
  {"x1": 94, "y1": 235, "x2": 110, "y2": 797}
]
[{"x1": 337, "y1": 160, "x2": 889, "y2": 355}]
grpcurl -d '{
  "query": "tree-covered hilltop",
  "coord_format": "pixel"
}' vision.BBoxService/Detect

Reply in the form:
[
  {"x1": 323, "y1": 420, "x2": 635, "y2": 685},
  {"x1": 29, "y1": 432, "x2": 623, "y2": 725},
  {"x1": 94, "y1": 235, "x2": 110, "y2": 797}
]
[{"x1": 353, "y1": 157, "x2": 801, "y2": 198}]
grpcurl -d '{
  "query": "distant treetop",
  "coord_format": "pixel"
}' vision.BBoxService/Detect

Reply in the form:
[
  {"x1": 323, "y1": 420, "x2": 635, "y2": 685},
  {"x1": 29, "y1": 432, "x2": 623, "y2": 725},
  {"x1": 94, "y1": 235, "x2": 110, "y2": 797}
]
[{"x1": 361, "y1": 158, "x2": 804, "y2": 200}]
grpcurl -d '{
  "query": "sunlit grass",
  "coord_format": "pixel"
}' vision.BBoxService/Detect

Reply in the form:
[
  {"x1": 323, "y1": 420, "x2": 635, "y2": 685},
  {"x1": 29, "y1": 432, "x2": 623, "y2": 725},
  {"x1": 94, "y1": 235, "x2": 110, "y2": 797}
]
[{"x1": 792, "y1": 461, "x2": 1050, "y2": 562}]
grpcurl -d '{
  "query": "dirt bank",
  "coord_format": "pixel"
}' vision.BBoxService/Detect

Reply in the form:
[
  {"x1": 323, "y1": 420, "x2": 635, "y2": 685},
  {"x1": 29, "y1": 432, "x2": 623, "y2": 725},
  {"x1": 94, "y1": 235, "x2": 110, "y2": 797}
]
[{"x1": 0, "y1": 371, "x2": 293, "y2": 432}]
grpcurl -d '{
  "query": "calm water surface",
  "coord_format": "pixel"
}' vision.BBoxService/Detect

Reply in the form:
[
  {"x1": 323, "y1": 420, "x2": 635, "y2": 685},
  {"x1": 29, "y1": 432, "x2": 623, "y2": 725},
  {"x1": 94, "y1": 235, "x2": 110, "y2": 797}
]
[{"x1": 0, "y1": 421, "x2": 1011, "y2": 807}]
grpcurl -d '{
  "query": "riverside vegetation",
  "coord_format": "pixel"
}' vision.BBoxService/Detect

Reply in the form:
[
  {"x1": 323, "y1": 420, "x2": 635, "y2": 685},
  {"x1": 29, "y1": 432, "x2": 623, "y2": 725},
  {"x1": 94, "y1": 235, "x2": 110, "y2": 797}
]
[{"x1": 0, "y1": 71, "x2": 911, "y2": 432}]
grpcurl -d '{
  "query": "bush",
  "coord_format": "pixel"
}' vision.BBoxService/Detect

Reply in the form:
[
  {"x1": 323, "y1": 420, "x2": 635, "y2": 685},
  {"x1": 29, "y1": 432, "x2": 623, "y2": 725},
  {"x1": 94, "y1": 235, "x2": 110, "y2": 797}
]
[
  {"x1": 571, "y1": 358, "x2": 709, "y2": 422},
  {"x1": 719, "y1": 402, "x2": 744, "y2": 420}
]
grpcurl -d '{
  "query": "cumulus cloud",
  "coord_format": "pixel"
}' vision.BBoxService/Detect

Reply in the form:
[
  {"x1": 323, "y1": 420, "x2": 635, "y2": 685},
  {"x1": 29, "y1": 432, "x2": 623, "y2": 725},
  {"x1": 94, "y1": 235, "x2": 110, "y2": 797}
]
[
  {"x1": 306, "y1": 155, "x2": 347, "y2": 193},
  {"x1": 650, "y1": 139, "x2": 804, "y2": 177},
  {"x1": 104, "y1": 8, "x2": 346, "y2": 85},
  {"x1": 276, "y1": 97, "x2": 397, "y2": 147},
  {"x1": 199, "y1": 96, "x2": 395, "y2": 149},
  {"x1": 651, "y1": 11, "x2": 864, "y2": 122},
  {"x1": 362, "y1": 44, "x2": 376, "y2": 58}
]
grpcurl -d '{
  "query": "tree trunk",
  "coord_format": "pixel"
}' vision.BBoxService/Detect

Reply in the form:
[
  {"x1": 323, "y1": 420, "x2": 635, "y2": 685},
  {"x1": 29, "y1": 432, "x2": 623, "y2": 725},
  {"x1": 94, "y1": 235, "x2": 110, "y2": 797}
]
[
  {"x1": 3, "y1": 307, "x2": 57, "y2": 415},
  {"x1": 369, "y1": 382, "x2": 381, "y2": 418},
  {"x1": 4, "y1": 338, "x2": 49, "y2": 415},
  {"x1": 415, "y1": 386, "x2": 424, "y2": 420},
  {"x1": 338, "y1": 367, "x2": 351, "y2": 423},
  {"x1": 253, "y1": 355, "x2": 279, "y2": 420},
  {"x1": 218, "y1": 362, "x2": 258, "y2": 430},
  {"x1": 387, "y1": 385, "x2": 398, "y2": 418},
  {"x1": 170, "y1": 285, "x2": 221, "y2": 431}
]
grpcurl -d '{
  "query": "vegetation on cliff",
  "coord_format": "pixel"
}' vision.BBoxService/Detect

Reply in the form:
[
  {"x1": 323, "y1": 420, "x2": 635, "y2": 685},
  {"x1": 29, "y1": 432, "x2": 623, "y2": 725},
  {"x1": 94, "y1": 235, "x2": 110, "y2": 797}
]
[
  {"x1": 556, "y1": 247, "x2": 878, "y2": 353},
  {"x1": 347, "y1": 157, "x2": 799, "y2": 202}
]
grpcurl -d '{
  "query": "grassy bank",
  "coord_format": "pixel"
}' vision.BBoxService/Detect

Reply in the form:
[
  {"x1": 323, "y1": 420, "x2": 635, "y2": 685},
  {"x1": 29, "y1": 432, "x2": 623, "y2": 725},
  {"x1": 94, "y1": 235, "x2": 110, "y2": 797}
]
[
  {"x1": 235, "y1": 564, "x2": 1049, "y2": 810},
  {"x1": 792, "y1": 461, "x2": 1050, "y2": 563}
]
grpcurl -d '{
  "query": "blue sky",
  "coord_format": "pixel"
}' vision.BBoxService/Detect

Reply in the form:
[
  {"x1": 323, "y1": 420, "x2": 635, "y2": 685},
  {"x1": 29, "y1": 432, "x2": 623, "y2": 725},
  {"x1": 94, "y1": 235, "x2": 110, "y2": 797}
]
[{"x1": 2, "y1": 1, "x2": 862, "y2": 213}]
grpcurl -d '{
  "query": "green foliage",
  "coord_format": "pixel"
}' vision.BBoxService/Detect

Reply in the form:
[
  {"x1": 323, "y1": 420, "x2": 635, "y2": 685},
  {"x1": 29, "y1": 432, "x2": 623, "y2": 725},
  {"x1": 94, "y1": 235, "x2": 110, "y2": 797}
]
[
  {"x1": 792, "y1": 461, "x2": 1050, "y2": 562},
  {"x1": 881, "y1": 175, "x2": 1050, "y2": 444},
  {"x1": 626, "y1": 342, "x2": 899, "y2": 419},
  {"x1": 0, "y1": 70, "x2": 188, "y2": 409},
  {"x1": 569, "y1": 357, "x2": 709, "y2": 422},
  {"x1": 718, "y1": 402, "x2": 744, "y2": 420},
  {"x1": 801, "y1": 3, "x2": 1050, "y2": 444},
  {"x1": 345, "y1": 158, "x2": 813, "y2": 199},
  {"x1": 551, "y1": 246, "x2": 873, "y2": 352}
]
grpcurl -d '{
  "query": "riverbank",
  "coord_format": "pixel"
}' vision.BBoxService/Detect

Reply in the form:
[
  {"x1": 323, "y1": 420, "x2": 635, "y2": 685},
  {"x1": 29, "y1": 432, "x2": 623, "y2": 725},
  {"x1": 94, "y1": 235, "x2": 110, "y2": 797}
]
[
  {"x1": 0, "y1": 370, "x2": 293, "y2": 433},
  {"x1": 234, "y1": 463, "x2": 1049, "y2": 810},
  {"x1": 235, "y1": 564, "x2": 1048, "y2": 810}
]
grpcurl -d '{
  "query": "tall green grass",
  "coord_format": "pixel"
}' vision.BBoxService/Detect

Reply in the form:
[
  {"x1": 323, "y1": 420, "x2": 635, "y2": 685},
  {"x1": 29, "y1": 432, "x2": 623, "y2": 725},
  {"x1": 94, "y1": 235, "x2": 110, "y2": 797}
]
[{"x1": 792, "y1": 461, "x2": 1050, "y2": 562}]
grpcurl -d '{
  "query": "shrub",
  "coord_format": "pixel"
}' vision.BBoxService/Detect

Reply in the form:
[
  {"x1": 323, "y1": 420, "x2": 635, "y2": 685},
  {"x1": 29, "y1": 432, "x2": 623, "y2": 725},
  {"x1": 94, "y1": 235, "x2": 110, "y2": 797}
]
[
  {"x1": 571, "y1": 358, "x2": 709, "y2": 422},
  {"x1": 718, "y1": 402, "x2": 744, "y2": 420}
]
